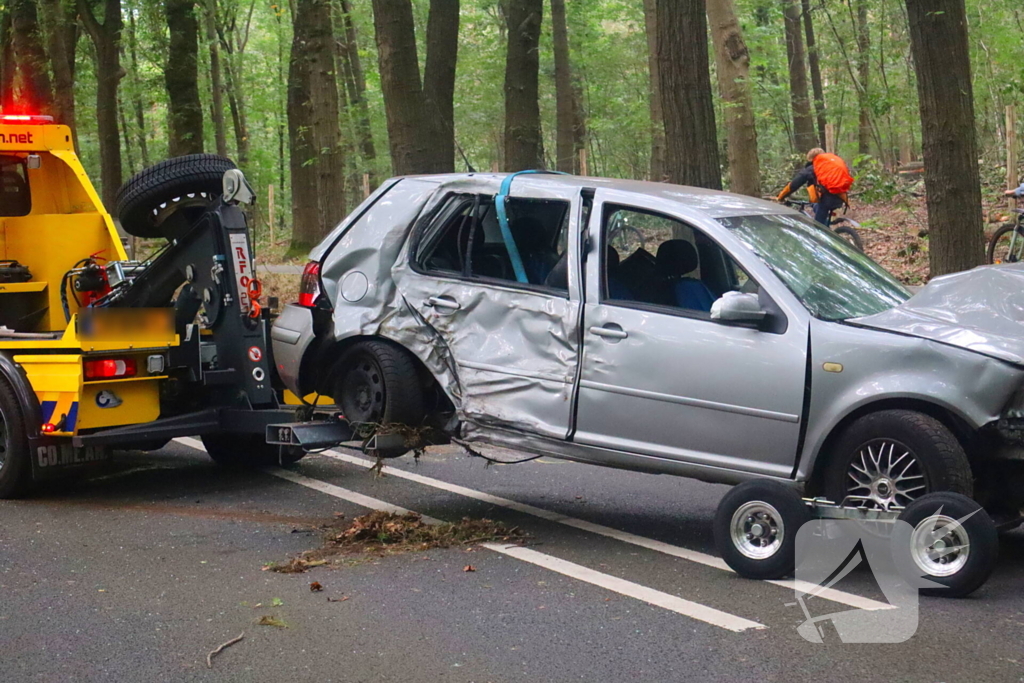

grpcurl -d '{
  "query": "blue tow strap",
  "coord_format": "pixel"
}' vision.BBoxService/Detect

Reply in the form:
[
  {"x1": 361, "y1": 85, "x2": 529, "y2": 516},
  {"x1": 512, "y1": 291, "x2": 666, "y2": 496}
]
[{"x1": 495, "y1": 170, "x2": 569, "y2": 284}]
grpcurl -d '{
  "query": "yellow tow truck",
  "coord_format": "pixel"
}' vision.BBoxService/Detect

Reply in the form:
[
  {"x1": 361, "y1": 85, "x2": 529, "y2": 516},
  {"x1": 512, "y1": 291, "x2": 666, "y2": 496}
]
[{"x1": 0, "y1": 114, "x2": 349, "y2": 498}]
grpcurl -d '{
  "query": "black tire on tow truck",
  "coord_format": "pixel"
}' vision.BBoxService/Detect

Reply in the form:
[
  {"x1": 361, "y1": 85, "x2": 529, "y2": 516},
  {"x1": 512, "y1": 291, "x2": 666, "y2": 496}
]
[
  {"x1": 714, "y1": 479, "x2": 812, "y2": 580},
  {"x1": 202, "y1": 434, "x2": 306, "y2": 468},
  {"x1": 0, "y1": 376, "x2": 32, "y2": 498},
  {"x1": 116, "y1": 154, "x2": 237, "y2": 238}
]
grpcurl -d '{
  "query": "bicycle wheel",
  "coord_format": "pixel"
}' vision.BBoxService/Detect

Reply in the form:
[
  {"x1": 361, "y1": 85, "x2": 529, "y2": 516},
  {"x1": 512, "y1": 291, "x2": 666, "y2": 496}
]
[
  {"x1": 987, "y1": 223, "x2": 1024, "y2": 264},
  {"x1": 832, "y1": 219, "x2": 864, "y2": 251},
  {"x1": 608, "y1": 225, "x2": 646, "y2": 255}
]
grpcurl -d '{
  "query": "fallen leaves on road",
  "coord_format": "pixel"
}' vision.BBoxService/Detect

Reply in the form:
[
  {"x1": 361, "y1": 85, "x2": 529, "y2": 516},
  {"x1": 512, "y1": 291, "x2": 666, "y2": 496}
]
[
  {"x1": 266, "y1": 511, "x2": 522, "y2": 573},
  {"x1": 463, "y1": 565, "x2": 476, "y2": 573},
  {"x1": 257, "y1": 616, "x2": 287, "y2": 628},
  {"x1": 309, "y1": 581, "x2": 323, "y2": 592},
  {"x1": 327, "y1": 596, "x2": 349, "y2": 603}
]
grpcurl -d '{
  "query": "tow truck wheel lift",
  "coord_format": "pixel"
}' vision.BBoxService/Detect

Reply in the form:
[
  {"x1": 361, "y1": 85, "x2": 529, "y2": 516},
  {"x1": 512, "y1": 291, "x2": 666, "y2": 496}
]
[{"x1": 70, "y1": 162, "x2": 354, "y2": 459}]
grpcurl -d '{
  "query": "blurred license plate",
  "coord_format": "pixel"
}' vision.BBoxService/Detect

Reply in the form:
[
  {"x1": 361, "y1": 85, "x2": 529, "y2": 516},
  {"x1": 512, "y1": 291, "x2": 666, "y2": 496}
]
[{"x1": 78, "y1": 308, "x2": 175, "y2": 342}]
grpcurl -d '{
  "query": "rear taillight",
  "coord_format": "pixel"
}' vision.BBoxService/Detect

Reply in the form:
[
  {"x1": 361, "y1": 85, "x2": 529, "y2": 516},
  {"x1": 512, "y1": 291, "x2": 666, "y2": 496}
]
[
  {"x1": 298, "y1": 261, "x2": 322, "y2": 307},
  {"x1": 84, "y1": 358, "x2": 137, "y2": 381}
]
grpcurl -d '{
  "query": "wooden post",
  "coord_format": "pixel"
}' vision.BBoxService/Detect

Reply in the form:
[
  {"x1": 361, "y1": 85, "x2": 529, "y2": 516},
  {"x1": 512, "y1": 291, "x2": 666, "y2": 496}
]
[
  {"x1": 362, "y1": 173, "x2": 371, "y2": 200},
  {"x1": 578, "y1": 147, "x2": 589, "y2": 176},
  {"x1": 824, "y1": 123, "x2": 836, "y2": 154},
  {"x1": 1008, "y1": 105, "x2": 1018, "y2": 208},
  {"x1": 267, "y1": 184, "x2": 275, "y2": 246}
]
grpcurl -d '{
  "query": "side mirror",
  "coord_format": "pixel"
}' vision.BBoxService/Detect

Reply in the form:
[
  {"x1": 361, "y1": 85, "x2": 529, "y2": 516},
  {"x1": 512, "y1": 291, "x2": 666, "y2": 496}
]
[{"x1": 711, "y1": 291, "x2": 766, "y2": 324}]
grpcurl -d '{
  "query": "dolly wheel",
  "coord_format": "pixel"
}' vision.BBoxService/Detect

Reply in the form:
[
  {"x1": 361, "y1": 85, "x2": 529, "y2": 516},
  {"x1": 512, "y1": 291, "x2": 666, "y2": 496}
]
[
  {"x1": 892, "y1": 492, "x2": 998, "y2": 598},
  {"x1": 714, "y1": 479, "x2": 811, "y2": 580}
]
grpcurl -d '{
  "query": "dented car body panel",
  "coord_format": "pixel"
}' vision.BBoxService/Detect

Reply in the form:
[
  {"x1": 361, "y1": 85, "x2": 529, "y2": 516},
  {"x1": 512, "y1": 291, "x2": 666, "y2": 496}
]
[{"x1": 273, "y1": 173, "x2": 1024, "y2": 488}]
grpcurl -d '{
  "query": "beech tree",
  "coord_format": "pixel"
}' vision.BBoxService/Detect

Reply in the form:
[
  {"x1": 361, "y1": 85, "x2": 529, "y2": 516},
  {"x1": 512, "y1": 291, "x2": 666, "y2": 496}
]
[
  {"x1": 503, "y1": 0, "x2": 544, "y2": 172},
  {"x1": 657, "y1": 0, "x2": 721, "y2": 189},
  {"x1": 904, "y1": 0, "x2": 985, "y2": 276},
  {"x1": 708, "y1": 0, "x2": 760, "y2": 196},
  {"x1": 165, "y1": 0, "x2": 203, "y2": 156},
  {"x1": 78, "y1": 0, "x2": 123, "y2": 208},
  {"x1": 782, "y1": 0, "x2": 815, "y2": 152}
]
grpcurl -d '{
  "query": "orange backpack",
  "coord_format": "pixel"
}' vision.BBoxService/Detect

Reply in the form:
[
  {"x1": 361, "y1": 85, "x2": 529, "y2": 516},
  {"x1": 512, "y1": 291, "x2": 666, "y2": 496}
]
[{"x1": 812, "y1": 153, "x2": 854, "y2": 195}]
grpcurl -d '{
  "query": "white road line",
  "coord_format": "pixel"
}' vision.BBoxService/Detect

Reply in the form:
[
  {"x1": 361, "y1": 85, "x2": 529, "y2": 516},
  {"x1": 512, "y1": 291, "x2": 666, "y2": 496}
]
[
  {"x1": 174, "y1": 438, "x2": 763, "y2": 631},
  {"x1": 316, "y1": 448, "x2": 893, "y2": 612},
  {"x1": 481, "y1": 543, "x2": 764, "y2": 632}
]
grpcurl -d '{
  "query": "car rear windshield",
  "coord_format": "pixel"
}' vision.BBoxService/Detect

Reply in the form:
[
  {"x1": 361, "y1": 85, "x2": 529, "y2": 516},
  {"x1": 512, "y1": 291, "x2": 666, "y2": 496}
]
[{"x1": 718, "y1": 213, "x2": 910, "y2": 321}]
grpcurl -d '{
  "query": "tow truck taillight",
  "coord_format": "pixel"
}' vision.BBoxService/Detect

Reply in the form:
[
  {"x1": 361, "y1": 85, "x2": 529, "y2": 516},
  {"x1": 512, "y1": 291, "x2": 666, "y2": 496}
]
[
  {"x1": 298, "y1": 261, "x2": 322, "y2": 307},
  {"x1": 84, "y1": 358, "x2": 137, "y2": 381}
]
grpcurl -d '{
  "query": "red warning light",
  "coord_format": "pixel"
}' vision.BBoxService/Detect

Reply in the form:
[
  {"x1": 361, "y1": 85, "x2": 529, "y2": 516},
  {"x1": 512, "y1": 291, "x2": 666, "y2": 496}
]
[
  {"x1": 41, "y1": 423, "x2": 56, "y2": 433},
  {"x1": 0, "y1": 114, "x2": 54, "y2": 124}
]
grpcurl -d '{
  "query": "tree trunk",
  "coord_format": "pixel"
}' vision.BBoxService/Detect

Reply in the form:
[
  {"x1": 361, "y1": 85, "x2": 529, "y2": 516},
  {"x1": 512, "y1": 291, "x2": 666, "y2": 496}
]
[
  {"x1": 503, "y1": 0, "x2": 544, "y2": 172},
  {"x1": 905, "y1": 0, "x2": 984, "y2": 276},
  {"x1": 0, "y1": 13, "x2": 13, "y2": 110},
  {"x1": 127, "y1": 11, "x2": 149, "y2": 167},
  {"x1": 338, "y1": 0, "x2": 377, "y2": 184},
  {"x1": 39, "y1": 0, "x2": 77, "y2": 136},
  {"x1": 708, "y1": 0, "x2": 760, "y2": 196},
  {"x1": 78, "y1": 0, "x2": 123, "y2": 209},
  {"x1": 656, "y1": 0, "x2": 721, "y2": 189},
  {"x1": 642, "y1": 0, "x2": 665, "y2": 181},
  {"x1": 371, "y1": 0, "x2": 431, "y2": 175},
  {"x1": 551, "y1": 0, "x2": 574, "y2": 174},
  {"x1": 10, "y1": 0, "x2": 53, "y2": 112},
  {"x1": 222, "y1": 56, "x2": 249, "y2": 165},
  {"x1": 423, "y1": 0, "x2": 459, "y2": 173},
  {"x1": 288, "y1": 0, "x2": 345, "y2": 251},
  {"x1": 782, "y1": 0, "x2": 815, "y2": 152},
  {"x1": 801, "y1": 0, "x2": 826, "y2": 147},
  {"x1": 855, "y1": 0, "x2": 871, "y2": 155},
  {"x1": 204, "y1": 0, "x2": 227, "y2": 157},
  {"x1": 165, "y1": 0, "x2": 204, "y2": 156}
]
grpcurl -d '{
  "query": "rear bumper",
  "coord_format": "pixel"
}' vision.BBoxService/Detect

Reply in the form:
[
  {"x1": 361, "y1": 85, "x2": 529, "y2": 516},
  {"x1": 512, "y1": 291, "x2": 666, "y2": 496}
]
[{"x1": 271, "y1": 304, "x2": 316, "y2": 397}]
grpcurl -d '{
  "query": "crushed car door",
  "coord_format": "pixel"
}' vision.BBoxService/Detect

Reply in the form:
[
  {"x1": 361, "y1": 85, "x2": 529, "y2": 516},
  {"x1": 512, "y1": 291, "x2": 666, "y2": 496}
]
[
  {"x1": 573, "y1": 190, "x2": 810, "y2": 478},
  {"x1": 394, "y1": 181, "x2": 584, "y2": 439}
]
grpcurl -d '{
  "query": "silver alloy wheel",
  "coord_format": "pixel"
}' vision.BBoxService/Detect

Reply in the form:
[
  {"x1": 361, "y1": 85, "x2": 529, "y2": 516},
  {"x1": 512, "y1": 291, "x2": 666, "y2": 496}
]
[
  {"x1": 730, "y1": 500, "x2": 785, "y2": 560},
  {"x1": 845, "y1": 439, "x2": 927, "y2": 510},
  {"x1": 909, "y1": 514, "x2": 971, "y2": 577}
]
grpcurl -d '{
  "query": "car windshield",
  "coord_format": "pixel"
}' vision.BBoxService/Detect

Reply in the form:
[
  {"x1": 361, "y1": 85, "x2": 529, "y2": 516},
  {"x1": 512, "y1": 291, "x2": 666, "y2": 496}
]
[{"x1": 718, "y1": 213, "x2": 911, "y2": 321}]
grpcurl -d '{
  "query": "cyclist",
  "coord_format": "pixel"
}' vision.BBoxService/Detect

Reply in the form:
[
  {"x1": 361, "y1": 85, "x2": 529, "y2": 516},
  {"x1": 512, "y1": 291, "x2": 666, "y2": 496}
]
[
  {"x1": 776, "y1": 147, "x2": 854, "y2": 227},
  {"x1": 1005, "y1": 181, "x2": 1024, "y2": 198}
]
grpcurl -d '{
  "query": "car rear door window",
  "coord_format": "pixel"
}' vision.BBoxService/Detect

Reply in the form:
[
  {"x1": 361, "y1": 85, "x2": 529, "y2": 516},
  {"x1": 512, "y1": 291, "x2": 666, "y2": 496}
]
[{"x1": 414, "y1": 194, "x2": 570, "y2": 292}]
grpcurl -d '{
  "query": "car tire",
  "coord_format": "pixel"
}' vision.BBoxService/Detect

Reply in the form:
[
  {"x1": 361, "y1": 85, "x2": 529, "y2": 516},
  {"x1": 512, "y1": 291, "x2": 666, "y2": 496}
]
[
  {"x1": 0, "y1": 377, "x2": 32, "y2": 499},
  {"x1": 823, "y1": 410, "x2": 972, "y2": 509},
  {"x1": 332, "y1": 340, "x2": 425, "y2": 429},
  {"x1": 116, "y1": 154, "x2": 237, "y2": 238},
  {"x1": 892, "y1": 492, "x2": 998, "y2": 598},
  {"x1": 714, "y1": 479, "x2": 811, "y2": 580},
  {"x1": 202, "y1": 433, "x2": 305, "y2": 468}
]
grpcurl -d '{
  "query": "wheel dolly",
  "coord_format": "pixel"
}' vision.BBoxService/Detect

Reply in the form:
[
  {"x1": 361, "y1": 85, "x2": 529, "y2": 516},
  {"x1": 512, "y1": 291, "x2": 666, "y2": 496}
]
[{"x1": 713, "y1": 479, "x2": 1002, "y2": 598}]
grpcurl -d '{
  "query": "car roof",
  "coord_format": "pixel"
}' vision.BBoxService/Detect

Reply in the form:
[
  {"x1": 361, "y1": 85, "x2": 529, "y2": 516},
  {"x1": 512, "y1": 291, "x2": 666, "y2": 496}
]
[{"x1": 405, "y1": 173, "x2": 791, "y2": 220}]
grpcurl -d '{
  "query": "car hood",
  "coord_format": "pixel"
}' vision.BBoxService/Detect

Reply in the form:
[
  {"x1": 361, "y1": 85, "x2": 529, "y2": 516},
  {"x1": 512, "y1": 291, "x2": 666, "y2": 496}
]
[{"x1": 850, "y1": 263, "x2": 1024, "y2": 366}]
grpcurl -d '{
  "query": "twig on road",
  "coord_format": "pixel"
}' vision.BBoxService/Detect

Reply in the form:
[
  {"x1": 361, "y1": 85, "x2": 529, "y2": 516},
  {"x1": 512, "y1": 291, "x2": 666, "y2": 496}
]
[{"x1": 206, "y1": 632, "x2": 245, "y2": 669}]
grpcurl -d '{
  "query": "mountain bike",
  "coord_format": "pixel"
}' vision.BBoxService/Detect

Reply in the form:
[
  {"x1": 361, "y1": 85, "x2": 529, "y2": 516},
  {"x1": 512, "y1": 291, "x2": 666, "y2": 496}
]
[
  {"x1": 784, "y1": 200, "x2": 864, "y2": 251},
  {"x1": 986, "y1": 208, "x2": 1024, "y2": 264}
]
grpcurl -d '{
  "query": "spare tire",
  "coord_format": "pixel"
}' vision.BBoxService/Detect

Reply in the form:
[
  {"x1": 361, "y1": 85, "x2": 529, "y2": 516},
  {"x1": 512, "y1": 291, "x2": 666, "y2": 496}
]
[{"x1": 116, "y1": 154, "x2": 237, "y2": 238}]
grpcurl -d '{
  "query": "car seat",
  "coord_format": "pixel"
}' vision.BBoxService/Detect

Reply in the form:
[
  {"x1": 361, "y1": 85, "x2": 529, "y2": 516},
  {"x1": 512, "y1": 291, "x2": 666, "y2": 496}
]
[{"x1": 655, "y1": 240, "x2": 715, "y2": 312}]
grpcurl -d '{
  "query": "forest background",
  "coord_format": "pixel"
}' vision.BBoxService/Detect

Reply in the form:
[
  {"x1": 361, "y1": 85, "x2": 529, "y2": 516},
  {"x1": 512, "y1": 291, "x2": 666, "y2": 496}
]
[{"x1": 1, "y1": 0, "x2": 1021, "y2": 290}]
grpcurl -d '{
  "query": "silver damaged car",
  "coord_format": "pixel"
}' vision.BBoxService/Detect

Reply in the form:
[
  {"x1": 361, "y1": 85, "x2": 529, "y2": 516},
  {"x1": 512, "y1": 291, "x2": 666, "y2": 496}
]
[{"x1": 272, "y1": 173, "x2": 1024, "y2": 516}]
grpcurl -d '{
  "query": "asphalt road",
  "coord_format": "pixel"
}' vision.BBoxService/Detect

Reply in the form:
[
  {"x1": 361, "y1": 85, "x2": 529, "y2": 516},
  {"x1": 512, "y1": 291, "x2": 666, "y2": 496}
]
[{"x1": 2, "y1": 440, "x2": 1023, "y2": 682}]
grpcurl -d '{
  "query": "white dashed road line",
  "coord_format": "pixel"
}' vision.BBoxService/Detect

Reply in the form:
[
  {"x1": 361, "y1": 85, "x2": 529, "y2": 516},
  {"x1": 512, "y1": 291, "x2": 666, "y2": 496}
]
[
  {"x1": 317, "y1": 448, "x2": 893, "y2": 612},
  {"x1": 176, "y1": 437, "x2": 766, "y2": 632}
]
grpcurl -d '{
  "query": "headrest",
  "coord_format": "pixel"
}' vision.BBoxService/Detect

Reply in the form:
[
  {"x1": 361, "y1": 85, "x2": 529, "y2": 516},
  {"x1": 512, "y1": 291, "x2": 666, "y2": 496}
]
[{"x1": 656, "y1": 239, "x2": 699, "y2": 278}]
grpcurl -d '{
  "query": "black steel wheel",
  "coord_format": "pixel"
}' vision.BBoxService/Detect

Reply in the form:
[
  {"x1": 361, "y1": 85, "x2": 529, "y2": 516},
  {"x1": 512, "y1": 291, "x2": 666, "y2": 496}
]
[
  {"x1": 116, "y1": 154, "x2": 237, "y2": 238},
  {"x1": 987, "y1": 223, "x2": 1024, "y2": 264},
  {"x1": 332, "y1": 340, "x2": 424, "y2": 428},
  {"x1": 824, "y1": 410, "x2": 972, "y2": 510},
  {"x1": 892, "y1": 492, "x2": 998, "y2": 598},
  {"x1": 0, "y1": 377, "x2": 32, "y2": 498},
  {"x1": 202, "y1": 433, "x2": 305, "y2": 468},
  {"x1": 714, "y1": 479, "x2": 811, "y2": 580}
]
